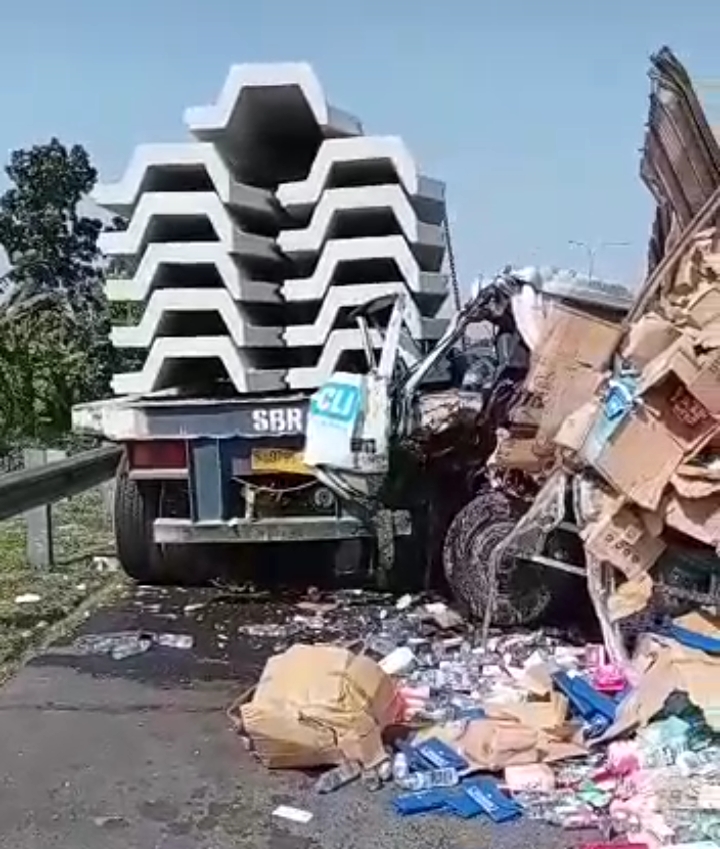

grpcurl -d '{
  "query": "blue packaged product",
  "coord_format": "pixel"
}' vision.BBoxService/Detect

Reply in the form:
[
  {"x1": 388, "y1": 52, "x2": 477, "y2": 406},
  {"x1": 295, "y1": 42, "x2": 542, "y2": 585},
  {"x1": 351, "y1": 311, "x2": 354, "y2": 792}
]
[
  {"x1": 393, "y1": 790, "x2": 448, "y2": 816},
  {"x1": 413, "y1": 738, "x2": 469, "y2": 771},
  {"x1": 443, "y1": 790, "x2": 484, "y2": 819},
  {"x1": 460, "y1": 779, "x2": 522, "y2": 823}
]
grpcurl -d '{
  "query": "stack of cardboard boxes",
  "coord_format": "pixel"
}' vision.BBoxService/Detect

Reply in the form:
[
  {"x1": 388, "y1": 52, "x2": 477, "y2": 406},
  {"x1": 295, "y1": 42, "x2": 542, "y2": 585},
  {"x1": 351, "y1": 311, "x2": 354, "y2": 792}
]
[{"x1": 493, "y1": 232, "x2": 720, "y2": 597}]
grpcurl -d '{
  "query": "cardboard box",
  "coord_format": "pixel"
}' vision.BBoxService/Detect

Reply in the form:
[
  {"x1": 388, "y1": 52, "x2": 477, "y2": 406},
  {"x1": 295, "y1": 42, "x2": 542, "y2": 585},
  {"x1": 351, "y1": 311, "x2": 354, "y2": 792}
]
[
  {"x1": 664, "y1": 491, "x2": 720, "y2": 547},
  {"x1": 587, "y1": 407, "x2": 685, "y2": 511},
  {"x1": 491, "y1": 432, "x2": 555, "y2": 474},
  {"x1": 686, "y1": 284, "x2": 720, "y2": 329},
  {"x1": 621, "y1": 313, "x2": 681, "y2": 369},
  {"x1": 602, "y1": 612, "x2": 720, "y2": 740},
  {"x1": 240, "y1": 644, "x2": 398, "y2": 769},
  {"x1": 642, "y1": 377, "x2": 719, "y2": 452},
  {"x1": 533, "y1": 303, "x2": 623, "y2": 371},
  {"x1": 581, "y1": 505, "x2": 666, "y2": 579},
  {"x1": 554, "y1": 399, "x2": 602, "y2": 455},
  {"x1": 641, "y1": 335, "x2": 720, "y2": 420},
  {"x1": 525, "y1": 304, "x2": 619, "y2": 443},
  {"x1": 536, "y1": 362, "x2": 604, "y2": 442}
]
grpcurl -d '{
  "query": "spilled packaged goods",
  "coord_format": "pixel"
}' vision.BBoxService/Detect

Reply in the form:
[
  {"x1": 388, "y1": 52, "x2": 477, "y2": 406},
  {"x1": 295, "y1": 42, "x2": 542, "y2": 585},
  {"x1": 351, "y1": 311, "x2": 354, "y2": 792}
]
[{"x1": 231, "y1": 590, "x2": 720, "y2": 845}]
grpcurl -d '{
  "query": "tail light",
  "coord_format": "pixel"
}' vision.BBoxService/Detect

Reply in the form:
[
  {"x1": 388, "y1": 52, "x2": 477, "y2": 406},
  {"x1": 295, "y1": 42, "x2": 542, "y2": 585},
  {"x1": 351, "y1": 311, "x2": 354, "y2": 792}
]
[{"x1": 127, "y1": 440, "x2": 187, "y2": 471}]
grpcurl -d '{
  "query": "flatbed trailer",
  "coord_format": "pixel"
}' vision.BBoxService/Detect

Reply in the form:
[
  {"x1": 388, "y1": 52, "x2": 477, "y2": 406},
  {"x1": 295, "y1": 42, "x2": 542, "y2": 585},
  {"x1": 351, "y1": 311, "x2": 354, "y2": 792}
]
[{"x1": 72, "y1": 389, "x2": 411, "y2": 584}]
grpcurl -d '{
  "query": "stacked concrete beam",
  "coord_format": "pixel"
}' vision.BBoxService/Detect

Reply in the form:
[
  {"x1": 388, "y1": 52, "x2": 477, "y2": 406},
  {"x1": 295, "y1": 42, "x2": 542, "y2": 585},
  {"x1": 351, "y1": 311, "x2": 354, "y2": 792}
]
[
  {"x1": 98, "y1": 62, "x2": 451, "y2": 397},
  {"x1": 98, "y1": 64, "x2": 362, "y2": 396},
  {"x1": 277, "y1": 136, "x2": 450, "y2": 389},
  {"x1": 97, "y1": 154, "x2": 288, "y2": 394}
]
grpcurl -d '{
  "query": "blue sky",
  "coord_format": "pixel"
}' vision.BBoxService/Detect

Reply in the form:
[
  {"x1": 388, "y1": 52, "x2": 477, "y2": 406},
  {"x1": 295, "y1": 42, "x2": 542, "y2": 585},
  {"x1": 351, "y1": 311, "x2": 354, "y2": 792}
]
[{"x1": 1, "y1": 0, "x2": 719, "y2": 289}]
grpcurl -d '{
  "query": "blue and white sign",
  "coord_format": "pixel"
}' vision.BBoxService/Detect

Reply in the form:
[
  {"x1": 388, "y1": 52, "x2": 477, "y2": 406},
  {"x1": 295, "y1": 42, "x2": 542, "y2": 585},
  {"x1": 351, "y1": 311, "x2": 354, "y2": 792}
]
[{"x1": 309, "y1": 381, "x2": 361, "y2": 425}]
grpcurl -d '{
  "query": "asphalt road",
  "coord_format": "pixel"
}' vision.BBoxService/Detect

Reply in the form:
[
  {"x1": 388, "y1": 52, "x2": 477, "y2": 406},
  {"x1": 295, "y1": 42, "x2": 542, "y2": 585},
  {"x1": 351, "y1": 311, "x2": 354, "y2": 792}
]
[{"x1": 0, "y1": 584, "x2": 580, "y2": 849}]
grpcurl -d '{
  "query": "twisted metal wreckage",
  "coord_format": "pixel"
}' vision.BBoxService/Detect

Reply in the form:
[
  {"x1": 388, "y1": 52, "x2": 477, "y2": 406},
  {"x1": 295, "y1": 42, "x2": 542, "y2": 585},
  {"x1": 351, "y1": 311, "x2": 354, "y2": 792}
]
[{"x1": 303, "y1": 46, "x2": 720, "y2": 667}]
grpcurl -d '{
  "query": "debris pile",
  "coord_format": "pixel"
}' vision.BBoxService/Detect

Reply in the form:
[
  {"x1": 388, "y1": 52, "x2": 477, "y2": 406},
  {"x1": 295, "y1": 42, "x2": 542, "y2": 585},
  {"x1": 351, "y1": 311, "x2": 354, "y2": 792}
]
[
  {"x1": 483, "y1": 46, "x2": 720, "y2": 657},
  {"x1": 231, "y1": 592, "x2": 720, "y2": 845}
]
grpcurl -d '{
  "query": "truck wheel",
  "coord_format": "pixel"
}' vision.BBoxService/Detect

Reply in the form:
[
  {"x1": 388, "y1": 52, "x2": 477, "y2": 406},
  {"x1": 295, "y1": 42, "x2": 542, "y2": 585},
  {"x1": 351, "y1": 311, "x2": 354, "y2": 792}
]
[
  {"x1": 448, "y1": 518, "x2": 552, "y2": 626},
  {"x1": 114, "y1": 470, "x2": 185, "y2": 584},
  {"x1": 443, "y1": 491, "x2": 552, "y2": 626},
  {"x1": 442, "y1": 488, "x2": 514, "y2": 588}
]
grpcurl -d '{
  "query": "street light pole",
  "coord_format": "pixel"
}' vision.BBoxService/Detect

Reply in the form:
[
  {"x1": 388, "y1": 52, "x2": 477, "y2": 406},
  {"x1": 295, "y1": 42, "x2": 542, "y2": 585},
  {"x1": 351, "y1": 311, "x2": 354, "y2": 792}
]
[{"x1": 568, "y1": 240, "x2": 630, "y2": 280}]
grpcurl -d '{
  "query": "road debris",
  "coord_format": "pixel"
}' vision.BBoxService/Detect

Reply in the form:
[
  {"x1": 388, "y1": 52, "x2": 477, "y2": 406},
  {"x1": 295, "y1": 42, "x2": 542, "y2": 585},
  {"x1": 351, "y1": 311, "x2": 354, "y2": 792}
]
[
  {"x1": 14, "y1": 593, "x2": 41, "y2": 605},
  {"x1": 229, "y1": 582, "x2": 720, "y2": 845},
  {"x1": 271, "y1": 805, "x2": 314, "y2": 824},
  {"x1": 74, "y1": 630, "x2": 194, "y2": 659}
]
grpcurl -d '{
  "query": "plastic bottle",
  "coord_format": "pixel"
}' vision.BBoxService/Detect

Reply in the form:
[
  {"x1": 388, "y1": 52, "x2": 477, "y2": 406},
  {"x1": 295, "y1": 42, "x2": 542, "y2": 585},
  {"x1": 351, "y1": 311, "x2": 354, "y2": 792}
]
[
  {"x1": 156, "y1": 633, "x2": 194, "y2": 650},
  {"x1": 314, "y1": 761, "x2": 362, "y2": 794},
  {"x1": 676, "y1": 747, "x2": 720, "y2": 776},
  {"x1": 392, "y1": 752, "x2": 410, "y2": 784},
  {"x1": 398, "y1": 767, "x2": 459, "y2": 791},
  {"x1": 361, "y1": 768, "x2": 383, "y2": 792},
  {"x1": 109, "y1": 633, "x2": 154, "y2": 660},
  {"x1": 378, "y1": 759, "x2": 393, "y2": 783}
]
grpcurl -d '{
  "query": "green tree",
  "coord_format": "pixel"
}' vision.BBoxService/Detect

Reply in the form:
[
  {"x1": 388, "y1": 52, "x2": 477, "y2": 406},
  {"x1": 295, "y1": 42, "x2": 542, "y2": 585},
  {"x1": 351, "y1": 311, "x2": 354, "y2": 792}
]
[{"x1": 0, "y1": 138, "x2": 111, "y2": 448}]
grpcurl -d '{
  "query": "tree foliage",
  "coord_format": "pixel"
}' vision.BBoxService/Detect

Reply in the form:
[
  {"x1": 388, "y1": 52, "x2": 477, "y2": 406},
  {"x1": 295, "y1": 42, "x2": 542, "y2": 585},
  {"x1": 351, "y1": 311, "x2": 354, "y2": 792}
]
[{"x1": 0, "y1": 138, "x2": 111, "y2": 451}]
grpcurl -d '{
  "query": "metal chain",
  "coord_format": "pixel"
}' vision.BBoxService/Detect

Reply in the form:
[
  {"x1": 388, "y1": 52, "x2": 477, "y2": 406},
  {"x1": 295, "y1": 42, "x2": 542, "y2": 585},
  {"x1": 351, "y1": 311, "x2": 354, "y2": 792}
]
[{"x1": 442, "y1": 214, "x2": 462, "y2": 313}]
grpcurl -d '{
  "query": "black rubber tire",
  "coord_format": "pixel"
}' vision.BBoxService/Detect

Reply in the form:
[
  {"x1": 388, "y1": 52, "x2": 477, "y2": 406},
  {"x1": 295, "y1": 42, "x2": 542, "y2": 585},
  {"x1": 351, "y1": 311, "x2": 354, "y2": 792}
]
[
  {"x1": 449, "y1": 517, "x2": 553, "y2": 626},
  {"x1": 442, "y1": 488, "x2": 515, "y2": 588},
  {"x1": 333, "y1": 538, "x2": 371, "y2": 577},
  {"x1": 113, "y1": 469, "x2": 185, "y2": 584},
  {"x1": 443, "y1": 489, "x2": 560, "y2": 626}
]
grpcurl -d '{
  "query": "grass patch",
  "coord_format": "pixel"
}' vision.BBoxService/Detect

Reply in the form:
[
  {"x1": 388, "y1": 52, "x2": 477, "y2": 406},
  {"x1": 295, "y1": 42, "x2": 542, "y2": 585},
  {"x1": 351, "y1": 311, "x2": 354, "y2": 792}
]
[{"x1": 0, "y1": 486, "x2": 120, "y2": 669}]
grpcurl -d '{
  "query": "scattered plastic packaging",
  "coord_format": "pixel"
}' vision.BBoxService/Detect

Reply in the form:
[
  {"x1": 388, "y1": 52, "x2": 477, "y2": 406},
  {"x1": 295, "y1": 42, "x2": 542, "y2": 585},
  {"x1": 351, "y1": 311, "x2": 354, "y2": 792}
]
[
  {"x1": 379, "y1": 646, "x2": 416, "y2": 675},
  {"x1": 314, "y1": 761, "x2": 362, "y2": 794},
  {"x1": 272, "y1": 805, "x2": 313, "y2": 824},
  {"x1": 74, "y1": 631, "x2": 194, "y2": 659},
  {"x1": 397, "y1": 767, "x2": 459, "y2": 791},
  {"x1": 232, "y1": 587, "x2": 720, "y2": 845}
]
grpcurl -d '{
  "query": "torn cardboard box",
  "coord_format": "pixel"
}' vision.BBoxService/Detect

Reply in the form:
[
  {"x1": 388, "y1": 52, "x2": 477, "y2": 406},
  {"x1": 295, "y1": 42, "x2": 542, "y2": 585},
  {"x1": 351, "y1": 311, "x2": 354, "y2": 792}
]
[
  {"x1": 640, "y1": 334, "x2": 720, "y2": 422},
  {"x1": 554, "y1": 399, "x2": 601, "y2": 456},
  {"x1": 457, "y1": 717, "x2": 587, "y2": 771},
  {"x1": 664, "y1": 491, "x2": 720, "y2": 548},
  {"x1": 239, "y1": 644, "x2": 398, "y2": 769},
  {"x1": 490, "y1": 430, "x2": 556, "y2": 474},
  {"x1": 584, "y1": 406, "x2": 685, "y2": 511},
  {"x1": 602, "y1": 612, "x2": 720, "y2": 740},
  {"x1": 607, "y1": 573, "x2": 654, "y2": 622},
  {"x1": 526, "y1": 304, "x2": 620, "y2": 442},
  {"x1": 581, "y1": 504, "x2": 666, "y2": 579},
  {"x1": 622, "y1": 313, "x2": 681, "y2": 369},
  {"x1": 685, "y1": 284, "x2": 720, "y2": 329}
]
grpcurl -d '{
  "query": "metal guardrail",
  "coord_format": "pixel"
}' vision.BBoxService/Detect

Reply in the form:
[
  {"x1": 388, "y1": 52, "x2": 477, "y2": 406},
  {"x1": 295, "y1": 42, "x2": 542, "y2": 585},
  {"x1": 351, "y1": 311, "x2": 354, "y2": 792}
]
[{"x1": 0, "y1": 445, "x2": 122, "y2": 523}]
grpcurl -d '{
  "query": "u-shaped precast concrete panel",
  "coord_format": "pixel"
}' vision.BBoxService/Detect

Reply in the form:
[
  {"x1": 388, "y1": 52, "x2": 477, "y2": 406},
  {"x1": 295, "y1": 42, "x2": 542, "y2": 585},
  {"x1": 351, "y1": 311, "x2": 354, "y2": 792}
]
[
  {"x1": 112, "y1": 336, "x2": 287, "y2": 396},
  {"x1": 277, "y1": 137, "x2": 446, "y2": 226},
  {"x1": 286, "y1": 328, "x2": 386, "y2": 390},
  {"x1": 283, "y1": 282, "x2": 446, "y2": 348},
  {"x1": 93, "y1": 143, "x2": 280, "y2": 227},
  {"x1": 111, "y1": 288, "x2": 283, "y2": 349},
  {"x1": 281, "y1": 235, "x2": 449, "y2": 304},
  {"x1": 105, "y1": 243, "x2": 283, "y2": 304},
  {"x1": 96, "y1": 61, "x2": 456, "y2": 399},
  {"x1": 98, "y1": 192, "x2": 283, "y2": 265},
  {"x1": 277, "y1": 186, "x2": 445, "y2": 272},
  {"x1": 184, "y1": 63, "x2": 363, "y2": 187}
]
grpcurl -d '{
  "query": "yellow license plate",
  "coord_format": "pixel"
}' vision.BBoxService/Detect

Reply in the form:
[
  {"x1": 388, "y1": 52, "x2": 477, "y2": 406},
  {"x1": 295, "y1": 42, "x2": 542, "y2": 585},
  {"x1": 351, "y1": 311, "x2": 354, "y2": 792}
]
[{"x1": 250, "y1": 448, "x2": 309, "y2": 475}]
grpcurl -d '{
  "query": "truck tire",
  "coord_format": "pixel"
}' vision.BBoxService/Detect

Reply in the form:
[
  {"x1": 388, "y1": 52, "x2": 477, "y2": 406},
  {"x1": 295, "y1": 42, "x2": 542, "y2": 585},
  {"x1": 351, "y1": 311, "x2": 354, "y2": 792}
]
[
  {"x1": 442, "y1": 488, "x2": 514, "y2": 589},
  {"x1": 114, "y1": 469, "x2": 184, "y2": 584},
  {"x1": 443, "y1": 490, "x2": 555, "y2": 626}
]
